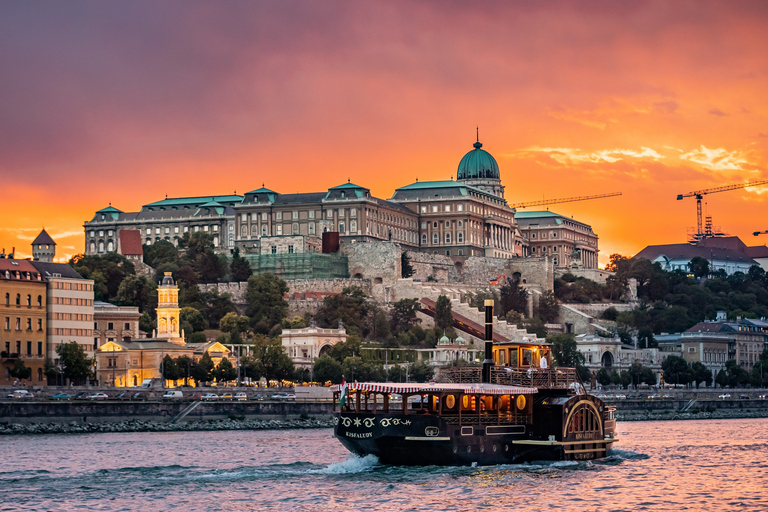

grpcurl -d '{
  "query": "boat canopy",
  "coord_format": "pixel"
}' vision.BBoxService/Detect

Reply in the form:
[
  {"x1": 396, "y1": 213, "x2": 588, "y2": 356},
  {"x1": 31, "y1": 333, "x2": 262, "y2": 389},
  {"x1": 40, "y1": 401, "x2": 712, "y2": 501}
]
[{"x1": 331, "y1": 382, "x2": 538, "y2": 395}]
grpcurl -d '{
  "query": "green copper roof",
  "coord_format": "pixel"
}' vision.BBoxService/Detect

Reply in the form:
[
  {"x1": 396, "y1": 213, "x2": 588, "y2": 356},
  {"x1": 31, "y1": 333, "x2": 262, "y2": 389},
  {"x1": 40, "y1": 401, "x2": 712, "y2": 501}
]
[
  {"x1": 514, "y1": 211, "x2": 563, "y2": 218},
  {"x1": 329, "y1": 182, "x2": 366, "y2": 190},
  {"x1": 246, "y1": 187, "x2": 277, "y2": 195},
  {"x1": 96, "y1": 206, "x2": 123, "y2": 214},
  {"x1": 397, "y1": 180, "x2": 467, "y2": 191},
  {"x1": 199, "y1": 200, "x2": 224, "y2": 207},
  {"x1": 457, "y1": 141, "x2": 500, "y2": 181},
  {"x1": 144, "y1": 195, "x2": 242, "y2": 207}
]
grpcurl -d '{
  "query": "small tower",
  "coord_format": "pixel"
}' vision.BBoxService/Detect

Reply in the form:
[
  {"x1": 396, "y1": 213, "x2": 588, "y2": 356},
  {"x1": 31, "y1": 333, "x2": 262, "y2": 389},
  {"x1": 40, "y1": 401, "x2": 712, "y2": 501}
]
[
  {"x1": 156, "y1": 272, "x2": 184, "y2": 345},
  {"x1": 31, "y1": 229, "x2": 56, "y2": 262}
]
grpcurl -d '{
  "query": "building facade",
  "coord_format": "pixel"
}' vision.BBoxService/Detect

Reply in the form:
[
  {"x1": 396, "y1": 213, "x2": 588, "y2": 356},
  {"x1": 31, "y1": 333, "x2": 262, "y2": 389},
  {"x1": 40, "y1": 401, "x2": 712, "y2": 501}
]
[
  {"x1": 515, "y1": 212, "x2": 599, "y2": 269},
  {"x1": 93, "y1": 301, "x2": 142, "y2": 350},
  {"x1": 0, "y1": 259, "x2": 47, "y2": 386},
  {"x1": 30, "y1": 261, "x2": 95, "y2": 361},
  {"x1": 280, "y1": 324, "x2": 346, "y2": 369}
]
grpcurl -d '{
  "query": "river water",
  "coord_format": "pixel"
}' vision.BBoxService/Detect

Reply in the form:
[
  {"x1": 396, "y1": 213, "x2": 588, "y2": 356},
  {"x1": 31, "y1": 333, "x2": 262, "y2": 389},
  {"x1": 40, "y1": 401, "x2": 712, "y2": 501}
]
[{"x1": 1, "y1": 418, "x2": 767, "y2": 511}]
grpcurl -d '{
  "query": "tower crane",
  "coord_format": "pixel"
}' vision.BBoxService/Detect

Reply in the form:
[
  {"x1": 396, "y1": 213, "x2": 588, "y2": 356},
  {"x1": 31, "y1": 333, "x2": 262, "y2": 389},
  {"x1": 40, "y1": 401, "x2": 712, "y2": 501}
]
[
  {"x1": 510, "y1": 192, "x2": 622, "y2": 209},
  {"x1": 677, "y1": 180, "x2": 768, "y2": 239},
  {"x1": 755, "y1": 231, "x2": 768, "y2": 237}
]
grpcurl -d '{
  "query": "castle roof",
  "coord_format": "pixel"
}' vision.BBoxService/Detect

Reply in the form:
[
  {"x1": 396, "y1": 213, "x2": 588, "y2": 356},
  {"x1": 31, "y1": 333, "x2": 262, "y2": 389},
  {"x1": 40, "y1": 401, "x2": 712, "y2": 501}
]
[{"x1": 31, "y1": 229, "x2": 56, "y2": 246}]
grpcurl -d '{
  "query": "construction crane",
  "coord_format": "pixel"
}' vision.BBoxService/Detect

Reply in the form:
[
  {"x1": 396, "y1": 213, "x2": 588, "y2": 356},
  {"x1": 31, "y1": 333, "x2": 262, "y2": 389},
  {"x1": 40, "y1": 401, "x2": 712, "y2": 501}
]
[
  {"x1": 677, "y1": 180, "x2": 768, "y2": 240},
  {"x1": 510, "y1": 192, "x2": 622, "y2": 209},
  {"x1": 755, "y1": 230, "x2": 768, "y2": 237}
]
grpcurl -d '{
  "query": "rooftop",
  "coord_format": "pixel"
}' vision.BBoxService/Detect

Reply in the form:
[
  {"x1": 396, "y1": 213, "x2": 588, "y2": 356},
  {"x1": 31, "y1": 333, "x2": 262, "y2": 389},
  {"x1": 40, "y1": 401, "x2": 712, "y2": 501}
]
[{"x1": 31, "y1": 229, "x2": 56, "y2": 246}]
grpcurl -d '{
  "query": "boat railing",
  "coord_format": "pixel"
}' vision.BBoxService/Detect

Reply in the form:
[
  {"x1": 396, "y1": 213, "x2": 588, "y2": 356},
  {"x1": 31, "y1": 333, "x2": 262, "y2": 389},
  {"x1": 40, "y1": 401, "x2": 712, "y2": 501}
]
[{"x1": 438, "y1": 365, "x2": 578, "y2": 389}]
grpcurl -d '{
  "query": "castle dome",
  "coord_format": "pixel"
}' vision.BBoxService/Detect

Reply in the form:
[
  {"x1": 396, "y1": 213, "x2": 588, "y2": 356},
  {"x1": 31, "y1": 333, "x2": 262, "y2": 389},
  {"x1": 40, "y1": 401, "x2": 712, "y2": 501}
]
[
  {"x1": 161, "y1": 272, "x2": 175, "y2": 286},
  {"x1": 457, "y1": 140, "x2": 500, "y2": 181}
]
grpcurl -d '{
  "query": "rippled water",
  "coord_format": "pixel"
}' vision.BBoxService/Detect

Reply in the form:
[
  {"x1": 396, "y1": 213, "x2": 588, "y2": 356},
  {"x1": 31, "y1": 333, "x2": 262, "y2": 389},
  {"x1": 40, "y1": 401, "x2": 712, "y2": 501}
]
[{"x1": 1, "y1": 418, "x2": 767, "y2": 511}]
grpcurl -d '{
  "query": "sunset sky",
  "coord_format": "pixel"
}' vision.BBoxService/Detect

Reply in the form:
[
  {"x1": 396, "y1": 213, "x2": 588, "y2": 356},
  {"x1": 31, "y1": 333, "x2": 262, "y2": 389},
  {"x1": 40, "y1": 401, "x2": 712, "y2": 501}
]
[{"x1": 2, "y1": 1, "x2": 767, "y2": 266}]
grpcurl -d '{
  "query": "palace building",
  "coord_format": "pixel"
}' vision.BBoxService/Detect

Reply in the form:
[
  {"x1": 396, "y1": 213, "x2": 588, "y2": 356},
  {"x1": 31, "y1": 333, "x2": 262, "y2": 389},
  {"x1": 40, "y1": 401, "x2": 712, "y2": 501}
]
[{"x1": 83, "y1": 137, "x2": 599, "y2": 269}]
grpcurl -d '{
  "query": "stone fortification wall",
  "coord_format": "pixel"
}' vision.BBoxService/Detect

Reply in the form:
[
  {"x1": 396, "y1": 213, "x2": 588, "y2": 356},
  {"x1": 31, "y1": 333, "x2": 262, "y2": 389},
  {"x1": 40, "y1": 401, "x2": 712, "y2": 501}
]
[
  {"x1": 199, "y1": 278, "x2": 371, "y2": 306},
  {"x1": 342, "y1": 241, "x2": 401, "y2": 283},
  {"x1": 555, "y1": 267, "x2": 614, "y2": 284},
  {"x1": 565, "y1": 303, "x2": 635, "y2": 317},
  {"x1": 408, "y1": 252, "x2": 460, "y2": 282}
]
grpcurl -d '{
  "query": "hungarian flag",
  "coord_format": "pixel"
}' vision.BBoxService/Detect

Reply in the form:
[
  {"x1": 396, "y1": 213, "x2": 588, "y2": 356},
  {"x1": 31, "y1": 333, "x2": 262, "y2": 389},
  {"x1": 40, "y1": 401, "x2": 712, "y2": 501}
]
[{"x1": 339, "y1": 378, "x2": 349, "y2": 408}]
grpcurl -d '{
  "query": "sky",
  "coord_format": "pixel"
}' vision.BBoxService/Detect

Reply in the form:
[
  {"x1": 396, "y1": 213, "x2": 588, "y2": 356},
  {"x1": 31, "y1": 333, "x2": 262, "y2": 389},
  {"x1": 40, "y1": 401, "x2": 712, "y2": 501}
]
[{"x1": 2, "y1": 1, "x2": 768, "y2": 266}]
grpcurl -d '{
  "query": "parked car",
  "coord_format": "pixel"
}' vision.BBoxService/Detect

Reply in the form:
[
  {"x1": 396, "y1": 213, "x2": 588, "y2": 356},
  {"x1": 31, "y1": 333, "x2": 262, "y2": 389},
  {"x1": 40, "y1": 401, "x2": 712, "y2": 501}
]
[
  {"x1": 51, "y1": 393, "x2": 71, "y2": 401},
  {"x1": 614, "y1": 394, "x2": 627, "y2": 400},
  {"x1": 252, "y1": 393, "x2": 267, "y2": 401},
  {"x1": 759, "y1": 394, "x2": 767, "y2": 400},
  {"x1": 88, "y1": 393, "x2": 109, "y2": 400},
  {"x1": 201, "y1": 393, "x2": 219, "y2": 401},
  {"x1": 662, "y1": 394, "x2": 671, "y2": 399},
  {"x1": 220, "y1": 392, "x2": 234, "y2": 400},
  {"x1": 131, "y1": 392, "x2": 147, "y2": 400},
  {"x1": 114, "y1": 392, "x2": 130, "y2": 400},
  {"x1": 162, "y1": 390, "x2": 184, "y2": 400},
  {"x1": 739, "y1": 394, "x2": 750, "y2": 399},
  {"x1": 12, "y1": 390, "x2": 34, "y2": 399},
  {"x1": 719, "y1": 393, "x2": 731, "y2": 399},
  {"x1": 647, "y1": 394, "x2": 660, "y2": 399},
  {"x1": 234, "y1": 392, "x2": 248, "y2": 401},
  {"x1": 270, "y1": 392, "x2": 296, "y2": 401},
  {"x1": 74, "y1": 392, "x2": 88, "y2": 400}
]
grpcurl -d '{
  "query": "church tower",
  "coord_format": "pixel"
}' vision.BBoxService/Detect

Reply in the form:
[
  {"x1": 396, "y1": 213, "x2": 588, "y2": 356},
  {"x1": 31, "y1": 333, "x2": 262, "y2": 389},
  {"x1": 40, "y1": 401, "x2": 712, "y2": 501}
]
[
  {"x1": 156, "y1": 272, "x2": 184, "y2": 345},
  {"x1": 31, "y1": 229, "x2": 56, "y2": 262}
]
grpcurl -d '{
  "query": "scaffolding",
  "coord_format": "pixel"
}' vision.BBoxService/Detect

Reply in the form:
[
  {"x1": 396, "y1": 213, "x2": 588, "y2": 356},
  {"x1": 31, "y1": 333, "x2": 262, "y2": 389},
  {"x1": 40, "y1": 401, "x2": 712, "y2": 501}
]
[{"x1": 242, "y1": 252, "x2": 349, "y2": 280}]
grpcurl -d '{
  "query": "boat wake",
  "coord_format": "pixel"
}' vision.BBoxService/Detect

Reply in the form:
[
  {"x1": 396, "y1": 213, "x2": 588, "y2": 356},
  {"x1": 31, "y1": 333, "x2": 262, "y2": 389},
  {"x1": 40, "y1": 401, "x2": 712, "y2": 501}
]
[{"x1": 316, "y1": 454, "x2": 381, "y2": 475}]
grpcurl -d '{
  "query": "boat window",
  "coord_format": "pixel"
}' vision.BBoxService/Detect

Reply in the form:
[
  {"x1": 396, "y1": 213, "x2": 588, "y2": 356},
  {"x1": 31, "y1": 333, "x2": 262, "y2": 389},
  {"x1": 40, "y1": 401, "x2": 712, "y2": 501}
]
[
  {"x1": 521, "y1": 348, "x2": 533, "y2": 366},
  {"x1": 509, "y1": 350, "x2": 518, "y2": 367}
]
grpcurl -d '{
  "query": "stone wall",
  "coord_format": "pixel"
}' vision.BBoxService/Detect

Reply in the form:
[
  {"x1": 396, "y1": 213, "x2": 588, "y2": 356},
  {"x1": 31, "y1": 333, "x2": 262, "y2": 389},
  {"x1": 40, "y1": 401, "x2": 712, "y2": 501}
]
[
  {"x1": 565, "y1": 303, "x2": 635, "y2": 317},
  {"x1": 555, "y1": 267, "x2": 614, "y2": 284},
  {"x1": 408, "y1": 252, "x2": 460, "y2": 282},
  {"x1": 342, "y1": 241, "x2": 401, "y2": 284},
  {"x1": 199, "y1": 278, "x2": 371, "y2": 307}
]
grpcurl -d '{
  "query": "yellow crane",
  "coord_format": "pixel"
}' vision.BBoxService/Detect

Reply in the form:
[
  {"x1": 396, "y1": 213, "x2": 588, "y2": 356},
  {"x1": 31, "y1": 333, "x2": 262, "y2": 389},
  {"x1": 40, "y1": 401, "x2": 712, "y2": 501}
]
[
  {"x1": 677, "y1": 180, "x2": 768, "y2": 239},
  {"x1": 510, "y1": 192, "x2": 622, "y2": 209}
]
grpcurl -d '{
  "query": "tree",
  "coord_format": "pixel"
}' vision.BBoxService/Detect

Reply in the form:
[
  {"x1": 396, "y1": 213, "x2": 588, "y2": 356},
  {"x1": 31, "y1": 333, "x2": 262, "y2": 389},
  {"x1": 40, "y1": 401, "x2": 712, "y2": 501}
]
[
  {"x1": 390, "y1": 299, "x2": 420, "y2": 334},
  {"x1": 326, "y1": 335, "x2": 363, "y2": 362},
  {"x1": 724, "y1": 359, "x2": 750, "y2": 387},
  {"x1": 246, "y1": 273, "x2": 289, "y2": 334},
  {"x1": 214, "y1": 358, "x2": 237, "y2": 384},
  {"x1": 689, "y1": 256, "x2": 710, "y2": 279},
  {"x1": 315, "y1": 286, "x2": 371, "y2": 337},
  {"x1": 220, "y1": 312, "x2": 250, "y2": 338},
  {"x1": 499, "y1": 279, "x2": 528, "y2": 317},
  {"x1": 535, "y1": 291, "x2": 560, "y2": 324},
  {"x1": 434, "y1": 295, "x2": 453, "y2": 331},
  {"x1": 401, "y1": 252, "x2": 414, "y2": 279},
  {"x1": 313, "y1": 355, "x2": 343, "y2": 384},
  {"x1": 143, "y1": 239, "x2": 178, "y2": 268},
  {"x1": 57, "y1": 341, "x2": 92, "y2": 385},
  {"x1": 620, "y1": 371, "x2": 631, "y2": 389},
  {"x1": 341, "y1": 356, "x2": 386, "y2": 382},
  {"x1": 609, "y1": 370, "x2": 621, "y2": 385},
  {"x1": 70, "y1": 253, "x2": 135, "y2": 301},
  {"x1": 116, "y1": 275, "x2": 158, "y2": 313},
  {"x1": 190, "y1": 352, "x2": 214, "y2": 386},
  {"x1": 661, "y1": 355, "x2": 693, "y2": 386},
  {"x1": 178, "y1": 232, "x2": 226, "y2": 283},
  {"x1": 715, "y1": 369, "x2": 728, "y2": 388},
  {"x1": 175, "y1": 355, "x2": 193, "y2": 386},
  {"x1": 230, "y1": 248, "x2": 252, "y2": 282},
  {"x1": 249, "y1": 334, "x2": 295, "y2": 381},
  {"x1": 372, "y1": 309, "x2": 391, "y2": 341},
  {"x1": 691, "y1": 361, "x2": 712, "y2": 388},
  {"x1": 547, "y1": 334, "x2": 585, "y2": 369},
  {"x1": 605, "y1": 253, "x2": 628, "y2": 272},
  {"x1": 180, "y1": 307, "x2": 207, "y2": 334},
  {"x1": 162, "y1": 355, "x2": 180, "y2": 382},
  {"x1": 9, "y1": 359, "x2": 32, "y2": 381},
  {"x1": 596, "y1": 368, "x2": 612, "y2": 386},
  {"x1": 407, "y1": 360, "x2": 435, "y2": 382}
]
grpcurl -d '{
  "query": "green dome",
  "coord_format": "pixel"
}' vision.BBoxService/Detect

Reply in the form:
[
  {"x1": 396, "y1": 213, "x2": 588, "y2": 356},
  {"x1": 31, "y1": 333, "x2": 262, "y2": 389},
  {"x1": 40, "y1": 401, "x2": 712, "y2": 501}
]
[
  {"x1": 438, "y1": 334, "x2": 450, "y2": 345},
  {"x1": 457, "y1": 141, "x2": 500, "y2": 180}
]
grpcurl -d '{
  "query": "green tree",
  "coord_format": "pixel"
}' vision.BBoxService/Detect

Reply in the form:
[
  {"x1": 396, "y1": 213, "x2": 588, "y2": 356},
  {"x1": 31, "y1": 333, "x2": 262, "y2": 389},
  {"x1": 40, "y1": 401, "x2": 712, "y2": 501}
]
[
  {"x1": 249, "y1": 334, "x2": 295, "y2": 381},
  {"x1": 230, "y1": 247, "x2": 252, "y2": 282},
  {"x1": 220, "y1": 312, "x2": 251, "y2": 338},
  {"x1": 401, "y1": 252, "x2": 414, "y2": 278},
  {"x1": 178, "y1": 232, "x2": 226, "y2": 283},
  {"x1": 57, "y1": 341, "x2": 93, "y2": 385},
  {"x1": 499, "y1": 279, "x2": 528, "y2": 317},
  {"x1": 547, "y1": 334, "x2": 585, "y2": 369},
  {"x1": 214, "y1": 358, "x2": 238, "y2": 384},
  {"x1": 326, "y1": 335, "x2": 363, "y2": 362},
  {"x1": 689, "y1": 256, "x2": 710, "y2": 279},
  {"x1": 341, "y1": 356, "x2": 386, "y2": 382},
  {"x1": 143, "y1": 239, "x2": 178, "y2": 268},
  {"x1": 715, "y1": 369, "x2": 728, "y2": 388},
  {"x1": 175, "y1": 355, "x2": 194, "y2": 386},
  {"x1": 162, "y1": 355, "x2": 180, "y2": 382},
  {"x1": 190, "y1": 352, "x2": 215, "y2": 386},
  {"x1": 180, "y1": 306, "x2": 207, "y2": 334},
  {"x1": 434, "y1": 295, "x2": 453, "y2": 331},
  {"x1": 535, "y1": 291, "x2": 560, "y2": 324},
  {"x1": 390, "y1": 298, "x2": 420, "y2": 334},
  {"x1": 9, "y1": 359, "x2": 32, "y2": 381},
  {"x1": 116, "y1": 274, "x2": 158, "y2": 313},
  {"x1": 407, "y1": 360, "x2": 435, "y2": 382},
  {"x1": 596, "y1": 368, "x2": 612, "y2": 386},
  {"x1": 70, "y1": 253, "x2": 136, "y2": 301},
  {"x1": 313, "y1": 355, "x2": 343, "y2": 384},
  {"x1": 246, "y1": 273, "x2": 289, "y2": 334},
  {"x1": 372, "y1": 309, "x2": 391, "y2": 341},
  {"x1": 620, "y1": 370, "x2": 631, "y2": 389},
  {"x1": 691, "y1": 361, "x2": 712, "y2": 388},
  {"x1": 725, "y1": 359, "x2": 750, "y2": 387},
  {"x1": 662, "y1": 355, "x2": 693, "y2": 386},
  {"x1": 609, "y1": 370, "x2": 621, "y2": 385},
  {"x1": 315, "y1": 286, "x2": 371, "y2": 337}
]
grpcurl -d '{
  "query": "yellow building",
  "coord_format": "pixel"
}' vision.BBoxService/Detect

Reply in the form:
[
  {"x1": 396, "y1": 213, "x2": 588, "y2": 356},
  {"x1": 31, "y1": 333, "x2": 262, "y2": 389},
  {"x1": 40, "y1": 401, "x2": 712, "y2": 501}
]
[
  {"x1": 95, "y1": 272, "x2": 232, "y2": 387},
  {"x1": 1, "y1": 259, "x2": 48, "y2": 386}
]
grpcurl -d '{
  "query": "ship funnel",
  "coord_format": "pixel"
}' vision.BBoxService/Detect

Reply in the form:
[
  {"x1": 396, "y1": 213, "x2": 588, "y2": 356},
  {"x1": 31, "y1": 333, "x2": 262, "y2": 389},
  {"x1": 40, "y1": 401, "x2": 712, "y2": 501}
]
[{"x1": 482, "y1": 300, "x2": 494, "y2": 383}]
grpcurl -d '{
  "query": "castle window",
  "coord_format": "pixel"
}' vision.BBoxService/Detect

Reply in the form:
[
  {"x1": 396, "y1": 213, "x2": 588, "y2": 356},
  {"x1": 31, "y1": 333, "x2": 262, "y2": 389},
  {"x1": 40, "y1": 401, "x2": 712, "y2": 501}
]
[
  {"x1": 288, "y1": 245, "x2": 294, "y2": 254},
  {"x1": 350, "y1": 208, "x2": 356, "y2": 217},
  {"x1": 292, "y1": 211, "x2": 298, "y2": 220},
  {"x1": 213, "y1": 225, "x2": 218, "y2": 232},
  {"x1": 37, "y1": 296, "x2": 42, "y2": 307},
  {"x1": 276, "y1": 225, "x2": 282, "y2": 235},
  {"x1": 433, "y1": 234, "x2": 439, "y2": 244},
  {"x1": 432, "y1": 206, "x2": 438, "y2": 213},
  {"x1": 326, "y1": 210, "x2": 332, "y2": 219},
  {"x1": 203, "y1": 226, "x2": 209, "y2": 232},
  {"x1": 292, "y1": 223, "x2": 299, "y2": 234},
  {"x1": 457, "y1": 232, "x2": 464, "y2": 243},
  {"x1": 420, "y1": 206, "x2": 427, "y2": 213},
  {"x1": 445, "y1": 233, "x2": 452, "y2": 243},
  {"x1": 339, "y1": 222, "x2": 345, "y2": 234},
  {"x1": 26, "y1": 294, "x2": 31, "y2": 306},
  {"x1": 276, "y1": 212, "x2": 282, "y2": 221},
  {"x1": 433, "y1": 222, "x2": 438, "y2": 228},
  {"x1": 271, "y1": 246, "x2": 277, "y2": 254},
  {"x1": 457, "y1": 204, "x2": 464, "y2": 212},
  {"x1": 308, "y1": 210, "x2": 315, "y2": 219},
  {"x1": 107, "y1": 240, "x2": 114, "y2": 251},
  {"x1": 262, "y1": 225, "x2": 268, "y2": 236},
  {"x1": 350, "y1": 220, "x2": 357, "y2": 233},
  {"x1": 309, "y1": 222, "x2": 315, "y2": 235},
  {"x1": 445, "y1": 221, "x2": 450, "y2": 228},
  {"x1": 422, "y1": 234, "x2": 427, "y2": 244}
]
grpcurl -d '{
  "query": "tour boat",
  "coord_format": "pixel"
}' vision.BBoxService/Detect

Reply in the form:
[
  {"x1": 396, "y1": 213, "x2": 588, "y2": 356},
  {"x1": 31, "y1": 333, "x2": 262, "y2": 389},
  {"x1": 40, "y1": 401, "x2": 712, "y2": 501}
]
[{"x1": 332, "y1": 301, "x2": 617, "y2": 466}]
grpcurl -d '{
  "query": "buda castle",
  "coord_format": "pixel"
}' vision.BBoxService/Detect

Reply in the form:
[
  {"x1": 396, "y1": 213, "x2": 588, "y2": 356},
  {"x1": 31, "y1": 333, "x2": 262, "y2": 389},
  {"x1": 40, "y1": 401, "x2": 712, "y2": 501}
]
[{"x1": 83, "y1": 138, "x2": 599, "y2": 270}]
